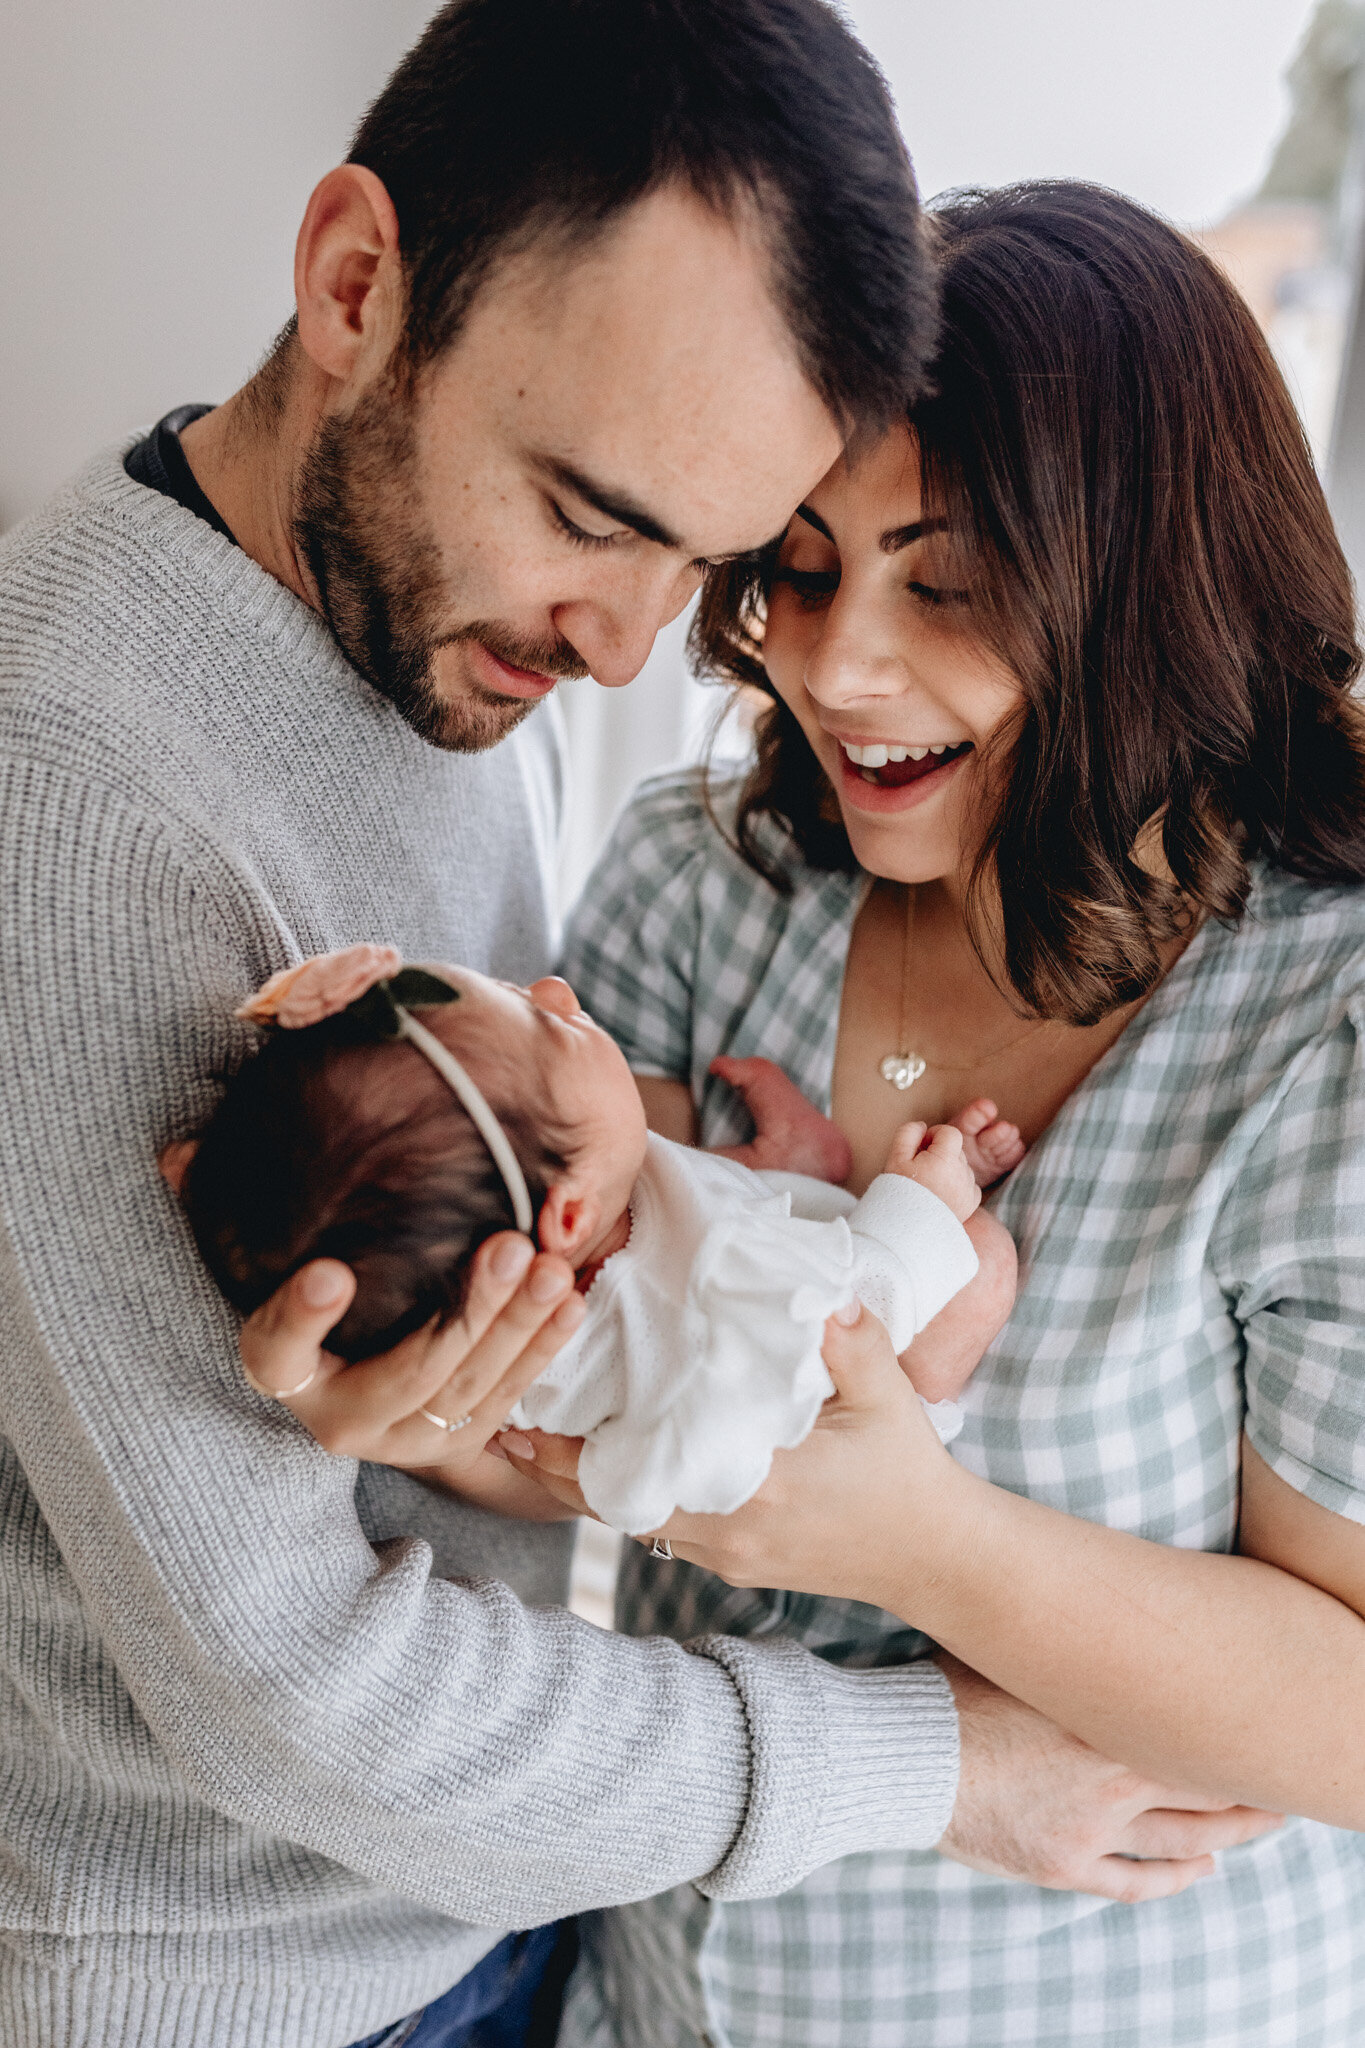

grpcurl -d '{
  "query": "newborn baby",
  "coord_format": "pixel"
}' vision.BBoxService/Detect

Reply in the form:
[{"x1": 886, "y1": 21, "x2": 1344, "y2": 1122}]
[{"x1": 174, "y1": 947, "x2": 1000, "y2": 1535}]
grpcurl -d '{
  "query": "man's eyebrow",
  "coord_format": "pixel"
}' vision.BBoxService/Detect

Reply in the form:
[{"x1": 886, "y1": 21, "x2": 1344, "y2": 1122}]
[
  {"x1": 537, "y1": 457, "x2": 679, "y2": 550},
  {"x1": 880, "y1": 517, "x2": 948, "y2": 555}
]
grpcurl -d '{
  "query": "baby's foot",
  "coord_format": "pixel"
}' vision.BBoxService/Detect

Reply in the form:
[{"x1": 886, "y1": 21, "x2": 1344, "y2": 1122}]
[
  {"x1": 950, "y1": 1098, "x2": 1026, "y2": 1187},
  {"x1": 710, "y1": 1055, "x2": 853, "y2": 1184}
]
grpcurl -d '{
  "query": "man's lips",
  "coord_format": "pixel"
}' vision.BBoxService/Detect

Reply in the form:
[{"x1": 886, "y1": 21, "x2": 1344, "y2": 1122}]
[{"x1": 468, "y1": 639, "x2": 560, "y2": 700}]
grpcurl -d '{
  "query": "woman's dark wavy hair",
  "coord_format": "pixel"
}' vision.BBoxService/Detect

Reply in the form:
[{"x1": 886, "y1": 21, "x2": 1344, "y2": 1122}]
[{"x1": 694, "y1": 181, "x2": 1365, "y2": 1025}]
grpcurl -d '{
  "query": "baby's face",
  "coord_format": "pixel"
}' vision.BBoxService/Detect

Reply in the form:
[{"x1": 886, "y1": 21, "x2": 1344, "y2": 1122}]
[{"x1": 430, "y1": 966, "x2": 649, "y2": 1235}]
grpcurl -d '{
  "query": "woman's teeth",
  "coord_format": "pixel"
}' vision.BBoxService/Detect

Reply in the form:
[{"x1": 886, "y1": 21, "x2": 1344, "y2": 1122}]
[
  {"x1": 838, "y1": 739, "x2": 970, "y2": 788},
  {"x1": 842, "y1": 742, "x2": 951, "y2": 767}
]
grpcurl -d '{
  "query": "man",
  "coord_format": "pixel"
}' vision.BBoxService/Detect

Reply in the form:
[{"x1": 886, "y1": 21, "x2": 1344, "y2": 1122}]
[{"x1": 0, "y1": 4, "x2": 1274, "y2": 2045}]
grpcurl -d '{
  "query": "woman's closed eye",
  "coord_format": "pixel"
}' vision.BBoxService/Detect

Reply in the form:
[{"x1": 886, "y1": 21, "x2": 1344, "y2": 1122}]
[{"x1": 771, "y1": 563, "x2": 840, "y2": 609}]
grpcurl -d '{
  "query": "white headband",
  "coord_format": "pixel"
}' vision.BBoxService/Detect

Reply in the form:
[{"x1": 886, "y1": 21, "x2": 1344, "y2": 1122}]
[{"x1": 394, "y1": 1006, "x2": 535, "y2": 1236}]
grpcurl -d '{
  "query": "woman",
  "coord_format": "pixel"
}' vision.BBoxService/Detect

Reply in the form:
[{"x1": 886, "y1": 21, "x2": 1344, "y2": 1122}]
[{"x1": 531, "y1": 183, "x2": 1365, "y2": 2045}]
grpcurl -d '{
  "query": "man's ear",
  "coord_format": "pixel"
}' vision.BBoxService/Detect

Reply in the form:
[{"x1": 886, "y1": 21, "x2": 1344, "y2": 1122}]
[
  {"x1": 158, "y1": 1139, "x2": 199, "y2": 1197},
  {"x1": 294, "y1": 163, "x2": 404, "y2": 384},
  {"x1": 537, "y1": 1180, "x2": 602, "y2": 1264}
]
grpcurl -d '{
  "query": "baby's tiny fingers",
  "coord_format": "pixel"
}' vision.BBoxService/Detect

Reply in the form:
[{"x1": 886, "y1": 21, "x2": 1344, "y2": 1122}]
[{"x1": 885, "y1": 1120, "x2": 928, "y2": 1170}]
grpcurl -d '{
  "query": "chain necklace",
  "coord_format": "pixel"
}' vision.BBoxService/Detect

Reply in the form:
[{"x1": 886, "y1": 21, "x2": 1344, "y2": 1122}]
[{"x1": 879, "y1": 884, "x2": 1053, "y2": 1091}]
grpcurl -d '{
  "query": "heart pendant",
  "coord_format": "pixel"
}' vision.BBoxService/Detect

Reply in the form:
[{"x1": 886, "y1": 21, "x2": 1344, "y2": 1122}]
[{"x1": 880, "y1": 1052, "x2": 927, "y2": 1092}]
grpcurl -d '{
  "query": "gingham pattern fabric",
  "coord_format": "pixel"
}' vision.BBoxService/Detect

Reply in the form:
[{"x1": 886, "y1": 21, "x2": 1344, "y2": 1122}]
[{"x1": 558, "y1": 768, "x2": 1365, "y2": 2048}]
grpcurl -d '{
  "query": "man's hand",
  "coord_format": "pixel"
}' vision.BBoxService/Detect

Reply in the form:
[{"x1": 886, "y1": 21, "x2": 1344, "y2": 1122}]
[
  {"x1": 939, "y1": 1656, "x2": 1282, "y2": 1902},
  {"x1": 239, "y1": 1233, "x2": 583, "y2": 1490}
]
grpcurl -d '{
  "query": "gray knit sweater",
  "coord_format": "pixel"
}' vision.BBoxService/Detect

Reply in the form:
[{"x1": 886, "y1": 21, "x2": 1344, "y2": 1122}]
[{"x1": 0, "y1": 451, "x2": 959, "y2": 2048}]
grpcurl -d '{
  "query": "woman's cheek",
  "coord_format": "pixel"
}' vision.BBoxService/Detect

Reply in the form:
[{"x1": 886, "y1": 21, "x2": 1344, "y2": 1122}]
[
  {"x1": 758, "y1": 606, "x2": 801, "y2": 701},
  {"x1": 762, "y1": 609, "x2": 828, "y2": 747}
]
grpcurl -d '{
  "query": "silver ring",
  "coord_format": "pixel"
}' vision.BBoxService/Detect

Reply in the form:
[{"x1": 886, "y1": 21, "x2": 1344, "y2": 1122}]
[
  {"x1": 650, "y1": 1537, "x2": 674, "y2": 1560},
  {"x1": 419, "y1": 1407, "x2": 474, "y2": 1434},
  {"x1": 244, "y1": 1365, "x2": 318, "y2": 1400}
]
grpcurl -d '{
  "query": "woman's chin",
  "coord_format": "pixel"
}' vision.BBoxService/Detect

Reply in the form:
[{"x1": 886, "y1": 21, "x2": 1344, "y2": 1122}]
[
  {"x1": 841, "y1": 813, "x2": 959, "y2": 884},
  {"x1": 835, "y1": 778, "x2": 966, "y2": 882}
]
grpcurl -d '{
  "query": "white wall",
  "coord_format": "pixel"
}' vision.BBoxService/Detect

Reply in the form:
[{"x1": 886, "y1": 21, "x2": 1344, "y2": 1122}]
[
  {"x1": 0, "y1": 0, "x2": 432, "y2": 532},
  {"x1": 847, "y1": 0, "x2": 1317, "y2": 225}
]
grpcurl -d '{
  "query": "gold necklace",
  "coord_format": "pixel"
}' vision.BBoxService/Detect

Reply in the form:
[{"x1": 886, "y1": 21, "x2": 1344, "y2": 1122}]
[{"x1": 879, "y1": 885, "x2": 1053, "y2": 1091}]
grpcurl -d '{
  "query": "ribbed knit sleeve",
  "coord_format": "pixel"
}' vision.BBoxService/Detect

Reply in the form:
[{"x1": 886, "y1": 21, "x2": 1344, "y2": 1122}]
[{"x1": 0, "y1": 752, "x2": 958, "y2": 1933}]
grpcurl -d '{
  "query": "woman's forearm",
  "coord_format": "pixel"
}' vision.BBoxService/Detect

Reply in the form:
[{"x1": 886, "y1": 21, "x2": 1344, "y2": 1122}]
[{"x1": 892, "y1": 1459, "x2": 1365, "y2": 1828}]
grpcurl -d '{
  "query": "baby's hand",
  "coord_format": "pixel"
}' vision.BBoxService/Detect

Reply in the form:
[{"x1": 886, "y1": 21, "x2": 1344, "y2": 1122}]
[
  {"x1": 885, "y1": 1121, "x2": 982, "y2": 1223},
  {"x1": 709, "y1": 1055, "x2": 853, "y2": 1185},
  {"x1": 948, "y1": 1097, "x2": 1027, "y2": 1187}
]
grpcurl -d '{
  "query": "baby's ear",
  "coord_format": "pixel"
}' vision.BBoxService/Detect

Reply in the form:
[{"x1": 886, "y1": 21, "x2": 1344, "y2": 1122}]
[
  {"x1": 158, "y1": 1139, "x2": 199, "y2": 1197},
  {"x1": 537, "y1": 1180, "x2": 600, "y2": 1264}
]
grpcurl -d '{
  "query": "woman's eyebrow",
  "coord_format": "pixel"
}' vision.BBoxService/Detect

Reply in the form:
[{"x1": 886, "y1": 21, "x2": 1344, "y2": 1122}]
[
  {"x1": 794, "y1": 504, "x2": 835, "y2": 540},
  {"x1": 880, "y1": 517, "x2": 949, "y2": 555}
]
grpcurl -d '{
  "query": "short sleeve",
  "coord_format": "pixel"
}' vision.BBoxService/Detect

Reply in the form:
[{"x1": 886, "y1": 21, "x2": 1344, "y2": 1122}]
[
  {"x1": 558, "y1": 770, "x2": 709, "y2": 1080},
  {"x1": 1212, "y1": 1001, "x2": 1365, "y2": 1523}
]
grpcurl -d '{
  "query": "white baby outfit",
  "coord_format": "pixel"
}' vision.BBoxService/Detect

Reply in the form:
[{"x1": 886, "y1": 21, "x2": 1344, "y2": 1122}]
[{"x1": 511, "y1": 1135, "x2": 979, "y2": 1534}]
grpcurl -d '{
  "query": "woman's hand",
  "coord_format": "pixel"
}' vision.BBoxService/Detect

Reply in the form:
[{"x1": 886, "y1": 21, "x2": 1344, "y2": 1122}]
[
  {"x1": 239, "y1": 1233, "x2": 585, "y2": 1492},
  {"x1": 503, "y1": 1300, "x2": 960, "y2": 1609}
]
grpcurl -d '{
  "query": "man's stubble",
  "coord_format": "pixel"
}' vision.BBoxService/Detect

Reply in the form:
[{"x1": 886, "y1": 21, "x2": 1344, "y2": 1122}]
[{"x1": 294, "y1": 374, "x2": 588, "y2": 754}]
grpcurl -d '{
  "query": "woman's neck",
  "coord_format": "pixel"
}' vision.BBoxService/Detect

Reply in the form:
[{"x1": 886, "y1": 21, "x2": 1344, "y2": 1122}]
[{"x1": 830, "y1": 874, "x2": 1188, "y2": 1197}]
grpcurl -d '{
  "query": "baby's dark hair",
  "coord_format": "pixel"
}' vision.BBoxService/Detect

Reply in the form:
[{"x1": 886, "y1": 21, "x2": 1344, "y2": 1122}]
[{"x1": 182, "y1": 974, "x2": 566, "y2": 1361}]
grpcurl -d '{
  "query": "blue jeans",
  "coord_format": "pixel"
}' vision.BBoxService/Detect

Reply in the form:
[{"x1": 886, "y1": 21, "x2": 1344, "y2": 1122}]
[{"x1": 347, "y1": 1921, "x2": 576, "y2": 2048}]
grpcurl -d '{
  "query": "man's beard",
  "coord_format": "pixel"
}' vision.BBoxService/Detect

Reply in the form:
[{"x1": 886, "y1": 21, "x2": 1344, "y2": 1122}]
[{"x1": 294, "y1": 379, "x2": 588, "y2": 753}]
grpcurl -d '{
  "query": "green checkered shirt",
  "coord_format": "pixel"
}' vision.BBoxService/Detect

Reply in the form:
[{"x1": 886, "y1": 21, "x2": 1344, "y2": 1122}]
[{"x1": 559, "y1": 767, "x2": 1365, "y2": 2048}]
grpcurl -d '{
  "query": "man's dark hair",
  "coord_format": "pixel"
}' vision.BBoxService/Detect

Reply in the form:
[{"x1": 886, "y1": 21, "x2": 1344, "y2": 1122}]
[{"x1": 348, "y1": 0, "x2": 935, "y2": 435}]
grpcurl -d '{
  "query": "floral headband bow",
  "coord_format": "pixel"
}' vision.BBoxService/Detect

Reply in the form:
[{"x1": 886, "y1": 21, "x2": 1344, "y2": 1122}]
[{"x1": 237, "y1": 945, "x2": 534, "y2": 1234}]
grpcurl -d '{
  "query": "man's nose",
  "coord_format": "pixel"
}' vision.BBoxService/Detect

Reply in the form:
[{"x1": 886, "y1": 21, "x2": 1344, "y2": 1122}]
[{"x1": 552, "y1": 564, "x2": 701, "y2": 689}]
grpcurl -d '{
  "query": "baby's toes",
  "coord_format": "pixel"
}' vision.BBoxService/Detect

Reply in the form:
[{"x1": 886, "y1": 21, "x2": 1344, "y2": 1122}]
[
  {"x1": 949, "y1": 1096, "x2": 998, "y2": 1140},
  {"x1": 970, "y1": 1119, "x2": 1026, "y2": 1184}
]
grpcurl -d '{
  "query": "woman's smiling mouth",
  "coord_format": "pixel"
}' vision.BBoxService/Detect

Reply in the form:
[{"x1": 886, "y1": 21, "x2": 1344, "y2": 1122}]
[{"x1": 834, "y1": 736, "x2": 974, "y2": 801}]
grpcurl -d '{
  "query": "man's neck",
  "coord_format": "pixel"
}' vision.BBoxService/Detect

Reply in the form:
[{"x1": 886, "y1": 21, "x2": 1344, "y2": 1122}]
[{"x1": 177, "y1": 359, "x2": 329, "y2": 610}]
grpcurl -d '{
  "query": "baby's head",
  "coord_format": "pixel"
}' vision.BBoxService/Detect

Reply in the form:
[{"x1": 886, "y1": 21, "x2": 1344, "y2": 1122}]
[{"x1": 170, "y1": 947, "x2": 647, "y2": 1361}]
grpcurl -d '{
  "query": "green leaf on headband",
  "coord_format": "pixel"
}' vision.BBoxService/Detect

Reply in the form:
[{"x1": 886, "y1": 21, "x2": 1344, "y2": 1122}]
[
  {"x1": 331, "y1": 967, "x2": 460, "y2": 1044},
  {"x1": 389, "y1": 968, "x2": 461, "y2": 1010}
]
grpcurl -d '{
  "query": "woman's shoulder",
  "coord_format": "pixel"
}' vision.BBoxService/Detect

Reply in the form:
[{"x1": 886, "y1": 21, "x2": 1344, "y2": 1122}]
[
  {"x1": 1181, "y1": 868, "x2": 1365, "y2": 1058},
  {"x1": 1224, "y1": 868, "x2": 1365, "y2": 1000}
]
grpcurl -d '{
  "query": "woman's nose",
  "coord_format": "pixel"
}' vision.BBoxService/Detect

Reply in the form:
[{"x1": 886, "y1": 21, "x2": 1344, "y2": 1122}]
[{"x1": 801, "y1": 616, "x2": 909, "y2": 710}]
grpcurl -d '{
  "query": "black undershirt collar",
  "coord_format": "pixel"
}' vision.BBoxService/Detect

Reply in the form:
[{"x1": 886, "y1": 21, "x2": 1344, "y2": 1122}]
[{"x1": 124, "y1": 404, "x2": 238, "y2": 547}]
